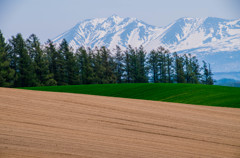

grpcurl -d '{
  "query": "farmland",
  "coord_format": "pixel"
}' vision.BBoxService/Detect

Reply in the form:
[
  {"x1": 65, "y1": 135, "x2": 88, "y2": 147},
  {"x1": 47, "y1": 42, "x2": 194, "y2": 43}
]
[{"x1": 0, "y1": 88, "x2": 240, "y2": 157}]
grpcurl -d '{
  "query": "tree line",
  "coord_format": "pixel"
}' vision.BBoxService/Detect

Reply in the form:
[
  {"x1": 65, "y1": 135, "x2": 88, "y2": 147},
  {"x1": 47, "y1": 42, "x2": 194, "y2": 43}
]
[{"x1": 0, "y1": 31, "x2": 214, "y2": 87}]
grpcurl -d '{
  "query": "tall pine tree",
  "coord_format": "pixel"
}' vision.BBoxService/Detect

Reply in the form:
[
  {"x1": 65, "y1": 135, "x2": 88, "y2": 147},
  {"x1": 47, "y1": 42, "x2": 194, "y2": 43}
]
[
  {"x1": 93, "y1": 47, "x2": 105, "y2": 84},
  {"x1": 8, "y1": 34, "x2": 36, "y2": 87},
  {"x1": 100, "y1": 46, "x2": 116, "y2": 84},
  {"x1": 114, "y1": 46, "x2": 124, "y2": 83},
  {"x1": 76, "y1": 47, "x2": 94, "y2": 84},
  {"x1": 148, "y1": 50, "x2": 159, "y2": 83},
  {"x1": 123, "y1": 47, "x2": 131, "y2": 83},
  {"x1": 54, "y1": 39, "x2": 67, "y2": 85},
  {"x1": 173, "y1": 52, "x2": 185, "y2": 83},
  {"x1": 191, "y1": 56, "x2": 201, "y2": 84},
  {"x1": 166, "y1": 50, "x2": 173, "y2": 83},
  {"x1": 128, "y1": 45, "x2": 137, "y2": 83},
  {"x1": 60, "y1": 39, "x2": 79, "y2": 85},
  {"x1": 0, "y1": 30, "x2": 15, "y2": 87},
  {"x1": 136, "y1": 45, "x2": 148, "y2": 83},
  {"x1": 202, "y1": 60, "x2": 214, "y2": 85},
  {"x1": 26, "y1": 34, "x2": 53, "y2": 86},
  {"x1": 157, "y1": 47, "x2": 167, "y2": 83}
]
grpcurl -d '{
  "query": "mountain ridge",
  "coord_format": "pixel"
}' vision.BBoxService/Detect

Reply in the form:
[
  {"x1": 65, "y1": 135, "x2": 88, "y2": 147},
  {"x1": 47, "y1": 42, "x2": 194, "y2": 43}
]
[{"x1": 53, "y1": 15, "x2": 240, "y2": 73}]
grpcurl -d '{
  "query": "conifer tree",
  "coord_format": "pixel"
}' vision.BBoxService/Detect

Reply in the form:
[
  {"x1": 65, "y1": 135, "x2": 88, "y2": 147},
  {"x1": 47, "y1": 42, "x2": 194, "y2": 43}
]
[
  {"x1": 114, "y1": 46, "x2": 124, "y2": 83},
  {"x1": 157, "y1": 47, "x2": 167, "y2": 83},
  {"x1": 76, "y1": 47, "x2": 94, "y2": 84},
  {"x1": 202, "y1": 60, "x2": 214, "y2": 85},
  {"x1": 173, "y1": 52, "x2": 185, "y2": 83},
  {"x1": 55, "y1": 39, "x2": 67, "y2": 85},
  {"x1": 207, "y1": 63, "x2": 214, "y2": 85},
  {"x1": 8, "y1": 33, "x2": 36, "y2": 87},
  {"x1": 128, "y1": 45, "x2": 138, "y2": 83},
  {"x1": 100, "y1": 46, "x2": 116, "y2": 83},
  {"x1": 183, "y1": 54, "x2": 202, "y2": 84},
  {"x1": 0, "y1": 31, "x2": 15, "y2": 87},
  {"x1": 45, "y1": 40, "x2": 58, "y2": 86},
  {"x1": 26, "y1": 34, "x2": 53, "y2": 86},
  {"x1": 108, "y1": 54, "x2": 117, "y2": 83},
  {"x1": 148, "y1": 50, "x2": 159, "y2": 83},
  {"x1": 60, "y1": 39, "x2": 79, "y2": 85},
  {"x1": 184, "y1": 54, "x2": 192, "y2": 83},
  {"x1": 136, "y1": 45, "x2": 148, "y2": 83},
  {"x1": 123, "y1": 47, "x2": 131, "y2": 83},
  {"x1": 191, "y1": 56, "x2": 201, "y2": 84},
  {"x1": 166, "y1": 50, "x2": 173, "y2": 83},
  {"x1": 92, "y1": 47, "x2": 105, "y2": 84},
  {"x1": 45, "y1": 40, "x2": 56, "y2": 75}
]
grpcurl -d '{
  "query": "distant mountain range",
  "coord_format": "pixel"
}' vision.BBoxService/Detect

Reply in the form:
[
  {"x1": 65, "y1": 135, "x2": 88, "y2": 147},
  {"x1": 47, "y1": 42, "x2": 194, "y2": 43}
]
[
  {"x1": 215, "y1": 78, "x2": 240, "y2": 87},
  {"x1": 53, "y1": 15, "x2": 240, "y2": 74}
]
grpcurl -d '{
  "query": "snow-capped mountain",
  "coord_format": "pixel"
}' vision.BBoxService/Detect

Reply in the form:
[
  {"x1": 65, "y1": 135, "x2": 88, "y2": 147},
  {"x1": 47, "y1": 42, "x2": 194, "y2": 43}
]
[
  {"x1": 53, "y1": 15, "x2": 161, "y2": 50},
  {"x1": 53, "y1": 15, "x2": 240, "y2": 73}
]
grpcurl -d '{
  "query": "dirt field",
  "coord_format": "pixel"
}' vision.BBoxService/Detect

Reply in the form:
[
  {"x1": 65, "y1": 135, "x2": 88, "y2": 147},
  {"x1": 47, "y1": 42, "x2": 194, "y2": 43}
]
[{"x1": 0, "y1": 88, "x2": 240, "y2": 158}]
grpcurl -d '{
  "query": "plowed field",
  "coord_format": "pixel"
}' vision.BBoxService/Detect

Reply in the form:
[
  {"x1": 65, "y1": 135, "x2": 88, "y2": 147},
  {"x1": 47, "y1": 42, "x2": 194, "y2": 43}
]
[{"x1": 0, "y1": 88, "x2": 240, "y2": 158}]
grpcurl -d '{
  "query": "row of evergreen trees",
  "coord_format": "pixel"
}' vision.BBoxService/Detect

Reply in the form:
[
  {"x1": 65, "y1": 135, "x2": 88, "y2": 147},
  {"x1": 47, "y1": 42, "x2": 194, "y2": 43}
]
[{"x1": 0, "y1": 31, "x2": 214, "y2": 87}]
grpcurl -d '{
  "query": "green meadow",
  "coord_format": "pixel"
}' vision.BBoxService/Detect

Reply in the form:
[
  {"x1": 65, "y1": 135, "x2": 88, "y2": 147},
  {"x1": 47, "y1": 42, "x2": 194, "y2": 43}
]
[{"x1": 20, "y1": 83, "x2": 240, "y2": 108}]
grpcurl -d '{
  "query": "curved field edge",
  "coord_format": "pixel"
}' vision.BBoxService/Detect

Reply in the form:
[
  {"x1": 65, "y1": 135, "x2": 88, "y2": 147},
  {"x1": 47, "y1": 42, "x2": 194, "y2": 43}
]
[{"x1": 19, "y1": 83, "x2": 240, "y2": 108}]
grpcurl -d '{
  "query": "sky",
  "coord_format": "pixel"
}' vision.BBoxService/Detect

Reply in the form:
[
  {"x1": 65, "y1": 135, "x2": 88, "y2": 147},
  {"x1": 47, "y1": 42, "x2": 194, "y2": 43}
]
[{"x1": 0, "y1": 0, "x2": 239, "y2": 43}]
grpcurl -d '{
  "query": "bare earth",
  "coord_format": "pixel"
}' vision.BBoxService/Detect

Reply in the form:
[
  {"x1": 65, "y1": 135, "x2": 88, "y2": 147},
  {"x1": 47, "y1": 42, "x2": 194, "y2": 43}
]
[{"x1": 0, "y1": 88, "x2": 240, "y2": 158}]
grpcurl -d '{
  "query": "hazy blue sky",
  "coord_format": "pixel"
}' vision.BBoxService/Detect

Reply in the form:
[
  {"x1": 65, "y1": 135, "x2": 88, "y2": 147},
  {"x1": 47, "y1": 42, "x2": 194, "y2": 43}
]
[{"x1": 0, "y1": 0, "x2": 239, "y2": 42}]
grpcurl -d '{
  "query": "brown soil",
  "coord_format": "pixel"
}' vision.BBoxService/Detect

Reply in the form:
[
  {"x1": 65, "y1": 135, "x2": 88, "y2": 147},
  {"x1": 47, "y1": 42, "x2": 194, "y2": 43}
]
[{"x1": 0, "y1": 88, "x2": 240, "y2": 158}]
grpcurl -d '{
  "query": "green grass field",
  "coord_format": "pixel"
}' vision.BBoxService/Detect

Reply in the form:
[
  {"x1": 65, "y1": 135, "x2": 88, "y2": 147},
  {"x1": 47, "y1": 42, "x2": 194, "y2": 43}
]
[{"x1": 20, "y1": 83, "x2": 240, "y2": 108}]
